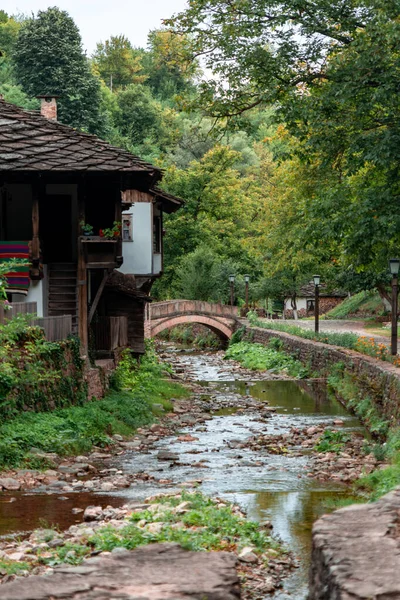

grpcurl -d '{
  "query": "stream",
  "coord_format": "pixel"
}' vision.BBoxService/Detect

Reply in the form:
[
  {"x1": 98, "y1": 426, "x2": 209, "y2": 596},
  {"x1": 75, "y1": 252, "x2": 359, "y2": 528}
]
[{"x1": 0, "y1": 344, "x2": 365, "y2": 598}]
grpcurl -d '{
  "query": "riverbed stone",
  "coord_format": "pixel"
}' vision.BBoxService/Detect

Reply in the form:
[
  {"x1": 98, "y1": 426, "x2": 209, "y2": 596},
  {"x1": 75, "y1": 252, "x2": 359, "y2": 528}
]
[
  {"x1": 157, "y1": 450, "x2": 180, "y2": 461},
  {"x1": 0, "y1": 543, "x2": 240, "y2": 599},
  {"x1": 83, "y1": 505, "x2": 103, "y2": 521},
  {"x1": 0, "y1": 478, "x2": 21, "y2": 491}
]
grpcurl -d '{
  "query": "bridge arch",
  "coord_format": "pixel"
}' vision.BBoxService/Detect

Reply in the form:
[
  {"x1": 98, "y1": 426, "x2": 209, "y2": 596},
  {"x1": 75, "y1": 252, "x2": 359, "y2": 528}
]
[{"x1": 150, "y1": 314, "x2": 233, "y2": 342}]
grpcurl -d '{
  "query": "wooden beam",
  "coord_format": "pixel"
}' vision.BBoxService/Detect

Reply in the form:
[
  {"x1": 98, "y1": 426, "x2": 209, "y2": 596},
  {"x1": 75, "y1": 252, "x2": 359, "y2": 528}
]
[
  {"x1": 88, "y1": 269, "x2": 110, "y2": 325},
  {"x1": 30, "y1": 179, "x2": 41, "y2": 280},
  {"x1": 77, "y1": 180, "x2": 88, "y2": 355},
  {"x1": 115, "y1": 184, "x2": 123, "y2": 267}
]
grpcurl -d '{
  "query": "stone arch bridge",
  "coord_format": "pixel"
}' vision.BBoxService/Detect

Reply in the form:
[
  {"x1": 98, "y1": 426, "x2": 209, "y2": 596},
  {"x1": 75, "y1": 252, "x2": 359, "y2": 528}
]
[{"x1": 145, "y1": 300, "x2": 241, "y2": 342}]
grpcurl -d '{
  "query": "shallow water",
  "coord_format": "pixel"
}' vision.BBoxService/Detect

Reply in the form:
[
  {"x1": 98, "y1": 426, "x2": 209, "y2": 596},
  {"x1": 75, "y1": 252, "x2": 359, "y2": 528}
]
[{"x1": 0, "y1": 346, "x2": 365, "y2": 598}]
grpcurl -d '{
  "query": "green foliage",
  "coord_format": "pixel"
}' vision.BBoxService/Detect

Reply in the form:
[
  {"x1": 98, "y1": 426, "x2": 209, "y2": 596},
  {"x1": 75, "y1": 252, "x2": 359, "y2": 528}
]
[
  {"x1": 315, "y1": 429, "x2": 350, "y2": 454},
  {"x1": 0, "y1": 344, "x2": 187, "y2": 469},
  {"x1": 173, "y1": 245, "x2": 244, "y2": 303},
  {"x1": 13, "y1": 7, "x2": 104, "y2": 135},
  {"x1": 357, "y1": 454, "x2": 400, "y2": 502},
  {"x1": 230, "y1": 326, "x2": 246, "y2": 346},
  {"x1": 158, "y1": 325, "x2": 221, "y2": 349},
  {"x1": 93, "y1": 35, "x2": 145, "y2": 90},
  {"x1": 327, "y1": 366, "x2": 391, "y2": 438},
  {"x1": 225, "y1": 341, "x2": 310, "y2": 378},
  {"x1": 0, "y1": 317, "x2": 86, "y2": 422}
]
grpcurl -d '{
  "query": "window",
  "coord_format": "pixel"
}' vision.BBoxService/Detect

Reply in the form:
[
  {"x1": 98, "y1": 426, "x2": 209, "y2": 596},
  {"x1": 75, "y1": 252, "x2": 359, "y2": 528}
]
[
  {"x1": 153, "y1": 215, "x2": 161, "y2": 253},
  {"x1": 122, "y1": 214, "x2": 133, "y2": 242}
]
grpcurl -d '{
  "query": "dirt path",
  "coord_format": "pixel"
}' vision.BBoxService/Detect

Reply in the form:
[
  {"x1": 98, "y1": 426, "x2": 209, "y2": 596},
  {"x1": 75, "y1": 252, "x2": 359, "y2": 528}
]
[{"x1": 260, "y1": 318, "x2": 391, "y2": 346}]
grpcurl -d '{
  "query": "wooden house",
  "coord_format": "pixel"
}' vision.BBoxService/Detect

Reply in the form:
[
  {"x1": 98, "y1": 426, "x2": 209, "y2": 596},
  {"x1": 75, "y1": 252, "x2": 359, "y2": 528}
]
[
  {"x1": 284, "y1": 283, "x2": 347, "y2": 319},
  {"x1": 0, "y1": 96, "x2": 182, "y2": 356}
]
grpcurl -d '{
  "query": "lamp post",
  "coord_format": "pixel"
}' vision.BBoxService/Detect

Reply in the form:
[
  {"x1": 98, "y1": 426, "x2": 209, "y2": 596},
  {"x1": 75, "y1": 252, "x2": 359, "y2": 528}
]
[
  {"x1": 313, "y1": 275, "x2": 320, "y2": 333},
  {"x1": 229, "y1": 274, "x2": 235, "y2": 307},
  {"x1": 389, "y1": 259, "x2": 400, "y2": 355},
  {"x1": 244, "y1": 274, "x2": 250, "y2": 312}
]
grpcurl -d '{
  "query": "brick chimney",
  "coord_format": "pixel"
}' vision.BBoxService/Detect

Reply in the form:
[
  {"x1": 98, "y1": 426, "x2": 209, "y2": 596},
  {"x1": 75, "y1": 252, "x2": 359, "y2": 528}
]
[{"x1": 37, "y1": 95, "x2": 58, "y2": 121}]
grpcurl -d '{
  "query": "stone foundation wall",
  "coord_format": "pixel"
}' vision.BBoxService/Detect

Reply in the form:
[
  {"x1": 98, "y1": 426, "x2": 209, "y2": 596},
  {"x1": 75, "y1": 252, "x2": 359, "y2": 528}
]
[
  {"x1": 243, "y1": 325, "x2": 400, "y2": 425},
  {"x1": 309, "y1": 488, "x2": 400, "y2": 599}
]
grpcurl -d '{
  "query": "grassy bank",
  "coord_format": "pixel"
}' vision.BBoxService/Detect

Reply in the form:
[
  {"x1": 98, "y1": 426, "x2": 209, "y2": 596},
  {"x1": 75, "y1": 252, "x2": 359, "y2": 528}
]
[
  {"x1": 225, "y1": 338, "x2": 310, "y2": 378},
  {"x1": 247, "y1": 311, "x2": 400, "y2": 366},
  {"x1": 326, "y1": 290, "x2": 385, "y2": 319},
  {"x1": 327, "y1": 365, "x2": 400, "y2": 501},
  {"x1": 0, "y1": 344, "x2": 188, "y2": 470}
]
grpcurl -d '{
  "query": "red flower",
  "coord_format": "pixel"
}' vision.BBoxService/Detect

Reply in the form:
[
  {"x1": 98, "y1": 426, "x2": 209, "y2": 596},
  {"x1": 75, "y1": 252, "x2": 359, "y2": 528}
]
[
  {"x1": 113, "y1": 230, "x2": 120, "y2": 237},
  {"x1": 99, "y1": 229, "x2": 104, "y2": 237}
]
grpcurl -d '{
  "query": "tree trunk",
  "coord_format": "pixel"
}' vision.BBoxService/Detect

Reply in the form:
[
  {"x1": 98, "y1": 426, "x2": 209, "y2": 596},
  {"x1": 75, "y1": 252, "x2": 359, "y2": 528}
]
[{"x1": 291, "y1": 295, "x2": 298, "y2": 320}]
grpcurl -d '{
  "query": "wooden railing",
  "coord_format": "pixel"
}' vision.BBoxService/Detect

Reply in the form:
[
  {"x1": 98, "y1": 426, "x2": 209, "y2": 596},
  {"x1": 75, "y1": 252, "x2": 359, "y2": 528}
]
[
  {"x1": 92, "y1": 316, "x2": 128, "y2": 353},
  {"x1": 0, "y1": 301, "x2": 37, "y2": 323},
  {"x1": 0, "y1": 301, "x2": 72, "y2": 342},
  {"x1": 32, "y1": 315, "x2": 73, "y2": 342}
]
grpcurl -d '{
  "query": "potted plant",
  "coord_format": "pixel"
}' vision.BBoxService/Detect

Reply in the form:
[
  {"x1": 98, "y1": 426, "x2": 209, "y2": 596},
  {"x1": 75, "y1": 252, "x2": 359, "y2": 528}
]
[
  {"x1": 99, "y1": 221, "x2": 122, "y2": 239},
  {"x1": 80, "y1": 220, "x2": 94, "y2": 237}
]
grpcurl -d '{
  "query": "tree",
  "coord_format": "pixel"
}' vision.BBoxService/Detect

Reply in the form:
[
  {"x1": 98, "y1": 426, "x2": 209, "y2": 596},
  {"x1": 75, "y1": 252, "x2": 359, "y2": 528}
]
[
  {"x1": 168, "y1": 0, "x2": 400, "y2": 298},
  {"x1": 93, "y1": 35, "x2": 146, "y2": 91},
  {"x1": 175, "y1": 246, "x2": 244, "y2": 303},
  {"x1": 13, "y1": 7, "x2": 104, "y2": 134},
  {"x1": 143, "y1": 29, "x2": 199, "y2": 100}
]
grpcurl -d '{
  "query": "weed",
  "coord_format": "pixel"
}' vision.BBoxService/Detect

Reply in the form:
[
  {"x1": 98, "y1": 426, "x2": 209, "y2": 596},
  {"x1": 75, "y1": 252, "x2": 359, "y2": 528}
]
[
  {"x1": 315, "y1": 429, "x2": 350, "y2": 454},
  {"x1": 225, "y1": 341, "x2": 310, "y2": 378}
]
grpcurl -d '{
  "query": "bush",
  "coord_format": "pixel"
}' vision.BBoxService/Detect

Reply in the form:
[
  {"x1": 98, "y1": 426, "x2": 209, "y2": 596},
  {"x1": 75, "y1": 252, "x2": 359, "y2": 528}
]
[
  {"x1": 0, "y1": 344, "x2": 188, "y2": 469},
  {"x1": 0, "y1": 315, "x2": 86, "y2": 421}
]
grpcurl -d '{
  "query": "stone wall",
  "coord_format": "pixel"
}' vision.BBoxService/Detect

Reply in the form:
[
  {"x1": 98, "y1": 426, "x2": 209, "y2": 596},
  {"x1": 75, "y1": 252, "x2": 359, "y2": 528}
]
[
  {"x1": 309, "y1": 488, "x2": 400, "y2": 599},
  {"x1": 243, "y1": 325, "x2": 400, "y2": 424}
]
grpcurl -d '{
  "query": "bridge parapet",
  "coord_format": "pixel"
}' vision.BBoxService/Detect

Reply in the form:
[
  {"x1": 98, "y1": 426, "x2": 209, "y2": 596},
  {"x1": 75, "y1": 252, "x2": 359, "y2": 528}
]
[{"x1": 149, "y1": 300, "x2": 239, "y2": 320}]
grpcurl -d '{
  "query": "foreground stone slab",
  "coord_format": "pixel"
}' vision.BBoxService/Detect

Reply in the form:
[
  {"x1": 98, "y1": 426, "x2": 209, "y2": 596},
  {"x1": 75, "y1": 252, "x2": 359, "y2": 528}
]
[
  {"x1": 309, "y1": 488, "x2": 400, "y2": 599},
  {"x1": 0, "y1": 543, "x2": 240, "y2": 600}
]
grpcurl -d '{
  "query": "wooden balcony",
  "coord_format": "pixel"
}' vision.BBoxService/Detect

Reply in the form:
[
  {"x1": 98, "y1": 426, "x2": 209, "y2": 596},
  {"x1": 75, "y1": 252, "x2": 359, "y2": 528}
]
[{"x1": 80, "y1": 236, "x2": 122, "y2": 269}]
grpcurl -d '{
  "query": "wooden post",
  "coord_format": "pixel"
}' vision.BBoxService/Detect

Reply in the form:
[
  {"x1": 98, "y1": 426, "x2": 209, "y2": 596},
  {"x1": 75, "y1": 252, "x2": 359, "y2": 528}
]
[
  {"x1": 30, "y1": 179, "x2": 41, "y2": 279},
  {"x1": 392, "y1": 276, "x2": 398, "y2": 355},
  {"x1": 115, "y1": 183, "x2": 123, "y2": 267},
  {"x1": 88, "y1": 269, "x2": 110, "y2": 325},
  {"x1": 77, "y1": 180, "x2": 88, "y2": 355},
  {"x1": 315, "y1": 285, "x2": 320, "y2": 333}
]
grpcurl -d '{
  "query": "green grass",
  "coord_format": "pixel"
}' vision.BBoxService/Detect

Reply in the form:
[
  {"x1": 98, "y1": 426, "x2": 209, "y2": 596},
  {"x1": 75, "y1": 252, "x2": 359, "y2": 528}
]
[
  {"x1": 36, "y1": 491, "x2": 285, "y2": 568},
  {"x1": 247, "y1": 311, "x2": 359, "y2": 349},
  {"x1": 0, "y1": 345, "x2": 188, "y2": 470},
  {"x1": 326, "y1": 290, "x2": 385, "y2": 319},
  {"x1": 225, "y1": 340, "x2": 310, "y2": 378},
  {"x1": 0, "y1": 559, "x2": 30, "y2": 575}
]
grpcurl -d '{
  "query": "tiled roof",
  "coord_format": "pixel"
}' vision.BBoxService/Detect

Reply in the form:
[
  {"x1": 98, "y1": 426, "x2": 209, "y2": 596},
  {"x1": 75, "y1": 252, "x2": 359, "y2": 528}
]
[
  {"x1": 0, "y1": 99, "x2": 162, "y2": 176},
  {"x1": 151, "y1": 187, "x2": 184, "y2": 213},
  {"x1": 298, "y1": 283, "x2": 347, "y2": 298}
]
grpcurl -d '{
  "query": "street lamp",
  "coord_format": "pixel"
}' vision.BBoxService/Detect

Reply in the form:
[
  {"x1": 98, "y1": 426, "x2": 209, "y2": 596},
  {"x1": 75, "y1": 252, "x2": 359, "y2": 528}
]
[
  {"x1": 389, "y1": 259, "x2": 400, "y2": 355},
  {"x1": 244, "y1": 274, "x2": 250, "y2": 311},
  {"x1": 313, "y1": 275, "x2": 320, "y2": 333},
  {"x1": 229, "y1": 274, "x2": 235, "y2": 306}
]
